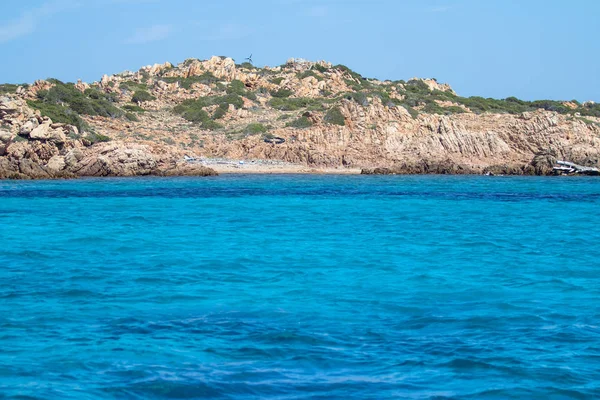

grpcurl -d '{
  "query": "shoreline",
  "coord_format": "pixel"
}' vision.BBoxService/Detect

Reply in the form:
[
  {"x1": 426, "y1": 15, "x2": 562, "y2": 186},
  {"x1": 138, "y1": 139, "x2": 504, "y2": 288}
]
[{"x1": 207, "y1": 164, "x2": 362, "y2": 174}]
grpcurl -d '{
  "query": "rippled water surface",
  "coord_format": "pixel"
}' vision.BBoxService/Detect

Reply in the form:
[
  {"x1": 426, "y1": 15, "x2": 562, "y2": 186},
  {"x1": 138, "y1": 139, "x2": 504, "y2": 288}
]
[{"x1": 1, "y1": 175, "x2": 600, "y2": 399}]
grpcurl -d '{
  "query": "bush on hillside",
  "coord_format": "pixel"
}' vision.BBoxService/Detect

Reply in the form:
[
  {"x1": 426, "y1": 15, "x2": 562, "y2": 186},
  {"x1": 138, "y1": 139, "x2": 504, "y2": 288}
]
[
  {"x1": 271, "y1": 88, "x2": 294, "y2": 98},
  {"x1": 269, "y1": 97, "x2": 318, "y2": 111},
  {"x1": 162, "y1": 72, "x2": 219, "y2": 89},
  {"x1": 131, "y1": 90, "x2": 155, "y2": 104},
  {"x1": 297, "y1": 70, "x2": 323, "y2": 81},
  {"x1": 245, "y1": 123, "x2": 268, "y2": 135},
  {"x1": 286, "y1": 116, "x2": 313, "y2": 128},
  {"x1": 324, "y1": 107, "x2": 345, "y2": 126}
]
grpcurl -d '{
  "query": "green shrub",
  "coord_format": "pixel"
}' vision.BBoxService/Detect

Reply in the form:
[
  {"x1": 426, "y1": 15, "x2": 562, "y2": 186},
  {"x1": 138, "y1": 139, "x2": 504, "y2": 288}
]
[
  {"x1": 179, "y1": 107, "x2": 210, "y2": 123},
  {"x1": 297, "y1": 70, "x2": 323, "y2": 81},
  {"x1": 334, "y1": 64, "x2": 363, "y2": 81},
  {"x1": 245, "y1": 123, "x2": 268, "y2": 134},
  {"x1": 270, "y1": 77, "x2": 285, "y2": 85},
  {"x1": 226, "y1": 79, "x2": 256, "y2": 101},
  {"x1": 286, "y1": 116, "x2": 313, "y2": 128},
  {"x1": 173, "y1": 94, "x2": 244, "y2": 124},
  {"x1": 212, "y1": 103, "x2": 228, "y2": 119},
  {"x1": 85, "y1": 132, "x2": 110, "y2": 144},
  {"x1": 324, "y1": 107, "x2": 345, "y2": 126},
  {"x1": 269, "y1": 97, "x2": 318, "y2": 111},
  {"x1": 313, "y1": 64, "x2": 329, "y2": 73},
  {"x1": 162, "y1": 72, "x2": 218, "y2": 89},
  {"x1": 238, "y1": 62, "x2": 254, "y2": 69},
  {"x1": 201, "y1": 119, "x2": 223, "y2": 130},
  {"x1": 122, "y1": 104, "x2": 145, "y2": 112},
  {"x1": 125, "y1": 112, "x2": 139, "y2": 122},
  {"x1": 347, "y1": 92, "x2": 369, "y2": 106},
  {"x1": 271, "y1": 88, "x2": 293, "y2": 98},
  {"x1": 227, "y1": 80, "x2": 246, "y2": 95},
  {"x1": 119, "y1": 81, "x2": 148, "y2": 92},
  {"x1": 0, "y1": 83, "x2": 27, "y2": 94},
  {"x1": 27, "y1": 100, "x2": 87, "y2": 132},
  {"x1": 30, "y1": 80, "x2": 126, "y2": 130},
  {"x1": 131, "y1": 90, "x2": 155, "y2": 104}
]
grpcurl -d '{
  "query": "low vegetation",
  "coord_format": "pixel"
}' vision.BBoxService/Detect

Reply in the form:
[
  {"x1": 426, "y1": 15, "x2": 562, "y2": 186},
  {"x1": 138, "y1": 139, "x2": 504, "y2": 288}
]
[
  {"x1": 297, "y1": 70, "x2": 323, "y2": 81},
  {"x1": 119, "y1": 81, "x2": 148, "y2": 92},
  {"x1": 271, "y1": 88, "x2": 294, "y2": 98},
  {"x1": 122, "y1": 104, "x2": 146, "y2": 112},
  {"x1": 245, "y1": 123, "x2": 268, "y2": 135},
  {"x1": 324, "y1": 107, "x2": 345, "y2": 126},
  {"x1": 226, "y1": 80, "x2": 257, "y2": 101},
  {"x1": 0, "y1": 83, "x2": 28, "y2": 94},
  {"x1": 28, "y1": 80, "x2": 128, "y2": 131},
  {"x1": 286, "y1": 116, "x2": 313, "y2": 128},
  {"x1": 161, "y1": 72, "x2": 219, "y2": 89},
  {"x1": 172, "y1": 93, "x2": 246, "y2": 129},
  {"x1": 269, "y1": 97, "x2": 320, "y2": 111},
  {"x1": 131, "y1": 90, "x2": 155, "y2": 104}
]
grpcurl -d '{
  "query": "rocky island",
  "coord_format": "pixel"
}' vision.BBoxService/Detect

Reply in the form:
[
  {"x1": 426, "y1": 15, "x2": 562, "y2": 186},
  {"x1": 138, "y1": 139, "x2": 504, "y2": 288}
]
[{"x1": 1, "y1": 56, "x2": 599, "y2": 179}]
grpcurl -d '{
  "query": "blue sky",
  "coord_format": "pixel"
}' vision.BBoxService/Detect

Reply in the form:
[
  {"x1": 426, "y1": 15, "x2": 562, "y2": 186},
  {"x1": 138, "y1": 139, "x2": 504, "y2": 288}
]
[{"x1": 1, "y1": 0, "x2": 598, "y2": 101}]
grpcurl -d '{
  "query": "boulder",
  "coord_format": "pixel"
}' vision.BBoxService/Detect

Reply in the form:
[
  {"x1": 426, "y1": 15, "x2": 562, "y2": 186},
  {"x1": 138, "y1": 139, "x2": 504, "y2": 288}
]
[
  {"x1": 29, "y1": 123, "x2": 67, "y2": 144},
  {"x1": 18, "y1": 158, "x2": 51, "y2": 179},
  {"x1": 46, "y1": 155, "x2": 66, "y2": 172},
  {"x1": 0, "y1": 128, "x2": 11, "y2": 143},
  {"x1": 64, "y1": 148, "x2": 84, "y2": 167},
  {"x1": 19, "y1": 119, "x2": 39, "y2": 136}
]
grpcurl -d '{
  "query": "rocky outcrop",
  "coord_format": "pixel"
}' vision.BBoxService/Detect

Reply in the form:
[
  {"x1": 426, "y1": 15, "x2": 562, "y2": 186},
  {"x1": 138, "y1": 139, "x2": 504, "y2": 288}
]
[{"x1": 2, "y1": 56, "x2": 600, "y2": 179}]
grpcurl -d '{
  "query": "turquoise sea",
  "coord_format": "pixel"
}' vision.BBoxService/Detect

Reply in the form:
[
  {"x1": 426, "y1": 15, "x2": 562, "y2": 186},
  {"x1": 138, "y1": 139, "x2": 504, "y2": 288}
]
[{"x1": 1, "y1": 175, "x2": 599, "y2": 399}]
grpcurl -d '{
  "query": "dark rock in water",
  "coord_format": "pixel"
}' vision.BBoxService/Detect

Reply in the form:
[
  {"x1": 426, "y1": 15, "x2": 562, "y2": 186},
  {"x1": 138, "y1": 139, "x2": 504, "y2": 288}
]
[
  {"x1": 361, "y1": 167, "x2": 394, "y2": 175},
  {"x1": 362, "y1": 160, "x2": 476, "y2": 175},
  {"x1": 158, "y1": 163, "x2": 218, "y2": 177},
  {"x1": 525, "y1": 153, "x2": 557, "y2": 176},
  {"x1": 483, "y1": 164, "x2": 525, "y2": 176}
]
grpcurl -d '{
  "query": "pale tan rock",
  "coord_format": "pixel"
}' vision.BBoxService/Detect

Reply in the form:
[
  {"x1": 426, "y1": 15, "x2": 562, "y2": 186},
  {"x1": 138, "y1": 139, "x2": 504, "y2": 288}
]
[
  {"x1": 74, "y1": 79, "x2": 90, "y2": 93},
  {"x1": 46, "y1": 155, "x2": 66, "y2": 172},
  {"x1": 29, "y1": 123, "x2": 66, "y2": 144}
]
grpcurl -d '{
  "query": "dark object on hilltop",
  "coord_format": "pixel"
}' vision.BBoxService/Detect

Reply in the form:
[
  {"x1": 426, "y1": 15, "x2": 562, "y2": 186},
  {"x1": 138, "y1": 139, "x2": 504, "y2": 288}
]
[{"x1": 264, "y1": 136, "x2": 285, "y2": 144}]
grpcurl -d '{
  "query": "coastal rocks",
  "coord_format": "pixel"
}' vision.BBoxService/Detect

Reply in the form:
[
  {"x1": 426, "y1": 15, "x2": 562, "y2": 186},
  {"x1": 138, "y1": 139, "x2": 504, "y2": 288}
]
[
  {"x1": 0, "y1": 129, "x2": 11, "y2": 156},
  {"x1": 70, "y1": 143, "x2": 218, "y2": 177},
  {"x1": 159, "y1": 163, "x2": 218, "y2": 177},
  {"x1": 46, "y1": 155, "x2": 67, "y2": 172},
  {"x1": 524, "y1": 153, "x2": 557, "y2": 175},
  {"x1": 361, "y1": 160, "x2": 476, "y2": 175},
  {"x1": 28, "y1": 123, "x2": 67, "y2": 144},
  {"x1": 64, "y1": 148, "x2": 84, "y2": 167},
  {"x1": 0, "y1": 128, "x2": 11, "y2": 143},
  {"x1": 73, "y1": 143, "x2": 159, "y2": 176}
]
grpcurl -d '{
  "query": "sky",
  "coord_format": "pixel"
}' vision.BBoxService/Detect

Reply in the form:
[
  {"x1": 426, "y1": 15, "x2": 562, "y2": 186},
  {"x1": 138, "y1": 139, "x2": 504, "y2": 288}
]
[{"x1": 0, "y1": 0, "x2": 598, "y2": 101}]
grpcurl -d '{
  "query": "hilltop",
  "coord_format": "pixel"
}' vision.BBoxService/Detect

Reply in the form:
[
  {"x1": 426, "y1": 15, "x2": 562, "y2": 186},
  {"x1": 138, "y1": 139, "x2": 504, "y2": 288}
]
[{"x1": 1, "y1": 56, "x2": 600, "y2": 178}]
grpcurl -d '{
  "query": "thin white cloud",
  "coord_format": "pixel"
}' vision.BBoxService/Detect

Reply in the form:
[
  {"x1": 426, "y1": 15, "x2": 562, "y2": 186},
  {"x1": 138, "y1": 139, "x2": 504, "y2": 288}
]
[
  {"x1": 0, "y1": 0, "x2": 78, "y2": 43},
  {"x1": 125, "y1": 24, "x2": 172, "y2": 44}
]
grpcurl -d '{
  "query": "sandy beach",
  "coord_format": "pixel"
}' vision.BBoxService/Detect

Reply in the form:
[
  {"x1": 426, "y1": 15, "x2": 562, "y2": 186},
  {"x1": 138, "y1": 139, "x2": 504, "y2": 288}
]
[{"x1": 196, "y1": 158, "x2": 361, "y2": 174}]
